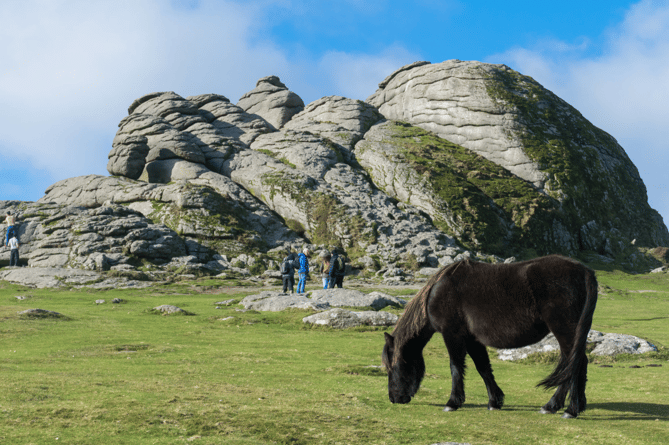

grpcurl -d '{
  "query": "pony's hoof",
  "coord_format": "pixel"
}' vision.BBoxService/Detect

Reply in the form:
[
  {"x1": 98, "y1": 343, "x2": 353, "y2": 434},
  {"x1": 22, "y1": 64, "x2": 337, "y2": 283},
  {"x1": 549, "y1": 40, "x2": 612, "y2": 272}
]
[
  {"x1": 488, "y1": 406, "x2": 501, "y2": 411},
  {"x1": 443, "y1": 406, "x2": 458, "y2": 412},
  {"x1": 539, "y1": 408, "x2": 556, "y2": 415},
  {"x1": 561, "y1": 412, "x2": 577, "y2": 419}
]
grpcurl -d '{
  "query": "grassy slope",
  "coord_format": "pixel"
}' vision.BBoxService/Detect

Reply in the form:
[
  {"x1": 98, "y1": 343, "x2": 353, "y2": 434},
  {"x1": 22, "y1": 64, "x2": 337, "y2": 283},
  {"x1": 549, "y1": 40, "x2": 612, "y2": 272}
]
[{"x1": 0, "y1": 271, "x2": 667, "y2": 445}]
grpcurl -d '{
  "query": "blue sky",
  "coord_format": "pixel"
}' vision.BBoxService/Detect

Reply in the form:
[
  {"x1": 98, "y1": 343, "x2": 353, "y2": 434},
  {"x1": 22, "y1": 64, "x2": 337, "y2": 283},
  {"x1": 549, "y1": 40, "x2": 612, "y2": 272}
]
[{"x1": 1, "y1": 0, "x2": 668, "y2": 228}]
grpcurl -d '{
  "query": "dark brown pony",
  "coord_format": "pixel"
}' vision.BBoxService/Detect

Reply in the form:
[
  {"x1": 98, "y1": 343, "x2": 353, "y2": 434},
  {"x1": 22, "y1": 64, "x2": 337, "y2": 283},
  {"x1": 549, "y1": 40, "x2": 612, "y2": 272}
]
[{"x1": 382, "y1": 255, "x2": 598, "y2": 418}]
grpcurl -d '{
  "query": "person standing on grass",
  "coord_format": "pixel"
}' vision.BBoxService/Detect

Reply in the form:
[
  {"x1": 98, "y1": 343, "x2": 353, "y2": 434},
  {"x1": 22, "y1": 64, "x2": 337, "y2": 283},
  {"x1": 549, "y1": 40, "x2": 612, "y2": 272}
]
[
  {"x1": 280, "y1": 254, "x2": 296, "y2": 294},
  {"x1": 328, "y1": 248, "x2": 346, "y2": 289},
  {"x1": 296, "y1": 247, "x2": 310, "y2": 294},
  {"x1": 320, "y1": 251, "x2": 331, "y2": 289},
  {"x1": 8, "y1": 235, "x2": 19, "y2": 267}
]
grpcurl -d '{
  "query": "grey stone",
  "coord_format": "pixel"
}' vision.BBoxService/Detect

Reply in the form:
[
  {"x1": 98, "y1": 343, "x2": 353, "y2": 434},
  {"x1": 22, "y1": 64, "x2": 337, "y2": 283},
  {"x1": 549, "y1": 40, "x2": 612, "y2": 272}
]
[
  {"x1": 17, "y1": 308, "x2": 64, "y2": 318},
  {"x1": 418, "y1": 267, "x2": 440, "y2": 277},
  {"x1": 0, "y1": 267, "x2": 102, "y2": 288},
  {"x1": 284, "y1": 95, "x2": 383, "y2": 155},
  {"x1": 497, "y1": 330, "x2": 657, "y2": 361},
  {"x1": 95, "y1": 299, "x2": 105, "y2": 304},
  {"x1": 239, "y1": 291, "x2": 330, "y2": 311},
  {"x1": 107, "y1": 134, "x2": 150, "y2": 180},
  {"x1": 302, "y1": 308, "x2": 398, "y2": 328},
  {"x1": 367, "y1": 60, "x2": 547, "y2": 188},
  {"x1": 138, "y1": 159, "x2": 210, "y2": 183},
  {"x1": 153, "y1": 305, "x2": 187, "y2": 314},
  {"x1": 214, "y1": 299, "x2": 235, "y2": 306},
  {"x1": 309, "y1": 289, "x2": 406, "y2": 310},
  {"x1": 237, "y1": 76, "x2": 305, "y2": 129},
  {"x1": 590, "y1": 332, "x2": 657, "y2": 356},
  {"x1": 367, "y1": 60, "x2": 669, "y2": 253}
]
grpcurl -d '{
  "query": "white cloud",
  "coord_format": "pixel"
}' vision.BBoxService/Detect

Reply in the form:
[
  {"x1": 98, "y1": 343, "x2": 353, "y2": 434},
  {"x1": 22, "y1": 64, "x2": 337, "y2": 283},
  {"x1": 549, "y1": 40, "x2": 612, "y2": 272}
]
[
  {"x1": 0, "y1": 0, "x2": 288, "y2": 180},
  {"x1": 486, "y1": 0, "x2": 669, "y2": 225},
  {"x1": 0, "y1": 0, "x2": 418, "y2": 199},
  {"x1": 315, "y1": 45, "x2": 420, "y2": 100}
]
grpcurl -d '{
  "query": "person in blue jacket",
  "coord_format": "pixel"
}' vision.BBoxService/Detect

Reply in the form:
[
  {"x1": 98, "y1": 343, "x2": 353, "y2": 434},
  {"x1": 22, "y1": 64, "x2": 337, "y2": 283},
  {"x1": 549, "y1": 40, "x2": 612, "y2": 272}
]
[{"x1": 296, "y1": 247, "x2": 311, "y2": 294}]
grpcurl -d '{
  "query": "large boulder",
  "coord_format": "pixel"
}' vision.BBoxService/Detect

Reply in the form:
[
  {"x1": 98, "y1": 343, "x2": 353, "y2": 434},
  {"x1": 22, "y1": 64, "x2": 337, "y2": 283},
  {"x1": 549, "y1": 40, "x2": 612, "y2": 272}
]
[
  {"x1": 14, "y1": 203, "x2": 187, "y2": 269},
  {"x1": 237, "y1": 76, "x2": 305, "y2": 129},
  {"x1": 239, "y1": 291, "x2": 330, "y2": 311},
  {"x1": 302, "y1": 308, "x2": 398, "y2": 328},
  {"x1": 35, "y1": 174, "x2": 301, "y2": 261},
  {"x1": 308, "y1": 289, "x2": 407, "y2": 310},
  {"x1": 497, "y1": 330, "x2": 657, "y2": 361},
  {"x1": 367, "y1": 60, "x2": 669, "y2": 253},
  {"x1": 283, "y1": 95, "x2": 383, "y2": 162},
  {"x1": 356, "y1": 119, "x2": 558, "y2": 254}
]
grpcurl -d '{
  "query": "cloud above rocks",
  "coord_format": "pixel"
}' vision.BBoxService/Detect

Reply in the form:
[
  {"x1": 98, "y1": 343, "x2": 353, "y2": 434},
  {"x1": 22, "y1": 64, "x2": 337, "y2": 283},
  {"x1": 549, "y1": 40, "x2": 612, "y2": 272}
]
[
  {"x1": 487, "y1": 0, "x2": 669, "y2": 224},
  {"x1": 0, "y1": 0, "x2": 418, "y2": 197}
]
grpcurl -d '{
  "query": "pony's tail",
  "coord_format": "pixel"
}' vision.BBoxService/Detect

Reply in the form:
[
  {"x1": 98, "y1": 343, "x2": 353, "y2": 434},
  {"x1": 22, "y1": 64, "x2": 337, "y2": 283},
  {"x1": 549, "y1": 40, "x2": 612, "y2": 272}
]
[{"x1": 538, "y1": 267, "x2": 598, "y2": 389}]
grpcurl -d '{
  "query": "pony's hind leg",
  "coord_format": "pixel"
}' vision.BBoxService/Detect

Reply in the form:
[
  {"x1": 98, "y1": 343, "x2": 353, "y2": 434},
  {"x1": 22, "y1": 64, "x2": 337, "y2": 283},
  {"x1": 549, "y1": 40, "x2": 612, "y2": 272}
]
[
  {"x1": 442, "y1": 336, "x2": 467, "y2": 412},
  {"x1": 562, "y1": 353, "x2": 588, "y2": 418},
  {"x1": 465, "y1": 338, "x2": 505, "y2": 410},
  {"x1": 540, "y1": 384, "x2": 568, "y2": 414}
]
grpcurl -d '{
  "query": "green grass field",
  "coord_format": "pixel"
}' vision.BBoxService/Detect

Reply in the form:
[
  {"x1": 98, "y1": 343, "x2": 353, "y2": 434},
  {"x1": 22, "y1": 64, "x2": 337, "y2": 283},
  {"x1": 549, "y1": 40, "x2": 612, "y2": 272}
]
[{"x1": 0, "y1": 269, "x2": 667, "y2": 444}]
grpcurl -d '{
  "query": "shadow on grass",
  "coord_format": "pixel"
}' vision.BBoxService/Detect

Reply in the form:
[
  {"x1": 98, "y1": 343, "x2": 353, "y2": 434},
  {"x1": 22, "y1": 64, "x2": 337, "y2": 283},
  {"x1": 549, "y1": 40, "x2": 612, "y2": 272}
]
[
  {"x1": 425, "y1": 403, "x2": 541, "y2": 413},
  {"x1": 587, "y1": 402, "x2": 669, "y2": 420},
  {"x1": 422, "y1": 402, "x2": 669, "y2": 420}
]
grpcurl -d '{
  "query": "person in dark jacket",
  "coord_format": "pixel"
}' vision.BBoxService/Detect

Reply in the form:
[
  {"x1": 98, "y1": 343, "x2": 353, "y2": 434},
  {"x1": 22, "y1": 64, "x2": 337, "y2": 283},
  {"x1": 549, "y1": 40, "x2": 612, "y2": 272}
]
[
  {"x1": 280, "y1": 254, "x2": 296, "y2": 294},
  {"x1": 296, "y1": 248, "x2": 311, "y2": 294},
  {"x1": 327, "y1": 249, "x2": 345, "y2": 289}
]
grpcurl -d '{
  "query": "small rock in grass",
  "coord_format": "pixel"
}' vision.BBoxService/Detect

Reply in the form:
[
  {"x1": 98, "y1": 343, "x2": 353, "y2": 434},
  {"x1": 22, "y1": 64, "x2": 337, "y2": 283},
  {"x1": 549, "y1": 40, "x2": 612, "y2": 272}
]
[
  {"x1": 153, "y1": 305, "x2": 187, "y2": 314},
  {"x1": 215, "y1": 299, "x2": 235, "y2": 306},
  {"x1": 17, "y1": 308, "x2": 64, "y2": 318}
]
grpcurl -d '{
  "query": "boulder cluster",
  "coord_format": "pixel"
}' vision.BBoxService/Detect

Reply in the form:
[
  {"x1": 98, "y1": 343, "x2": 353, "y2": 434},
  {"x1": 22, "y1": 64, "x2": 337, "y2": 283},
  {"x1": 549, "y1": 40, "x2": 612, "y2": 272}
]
[{"x1": 2, "y1": 60, "x2": 668, "y2": 277}]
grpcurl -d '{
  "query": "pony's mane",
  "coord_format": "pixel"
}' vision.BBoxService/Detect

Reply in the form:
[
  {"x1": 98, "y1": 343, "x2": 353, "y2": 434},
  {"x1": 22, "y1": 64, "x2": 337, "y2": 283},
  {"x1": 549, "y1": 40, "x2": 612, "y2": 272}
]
[{"x1": 392, "y1": 261, "x2": 464, "y2": 352}]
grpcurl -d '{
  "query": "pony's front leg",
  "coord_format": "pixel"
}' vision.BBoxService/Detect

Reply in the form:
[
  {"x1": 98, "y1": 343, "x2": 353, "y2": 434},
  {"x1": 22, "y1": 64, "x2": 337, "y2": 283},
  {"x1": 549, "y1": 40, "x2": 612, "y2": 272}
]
[
  {"x1": 466, "y1": 339, "x2": 505, "y2": 410},
  {"x1": 442, "y1": 337, "x2": 467, "y2": 412}
]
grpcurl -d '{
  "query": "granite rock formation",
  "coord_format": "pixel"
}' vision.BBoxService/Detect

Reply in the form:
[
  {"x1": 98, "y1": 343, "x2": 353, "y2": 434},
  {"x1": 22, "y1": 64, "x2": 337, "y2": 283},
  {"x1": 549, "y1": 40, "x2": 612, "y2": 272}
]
[{"x1": 2, "y1": 63, "x2": 668, "y2": 277}]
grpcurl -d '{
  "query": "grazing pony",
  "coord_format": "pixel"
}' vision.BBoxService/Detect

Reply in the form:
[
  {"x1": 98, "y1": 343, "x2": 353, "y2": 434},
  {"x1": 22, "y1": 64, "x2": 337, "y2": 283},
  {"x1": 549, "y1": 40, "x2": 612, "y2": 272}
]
[{"x1": 382, "y1": 255, "x2": 598, "y2": 418}]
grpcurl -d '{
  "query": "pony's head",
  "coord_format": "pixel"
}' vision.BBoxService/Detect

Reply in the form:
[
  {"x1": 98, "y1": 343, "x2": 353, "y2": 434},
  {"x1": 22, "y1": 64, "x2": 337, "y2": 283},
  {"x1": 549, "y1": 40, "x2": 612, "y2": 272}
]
[
  {"x1": 382, "y1": 264, "x2": 455, "y2": 404},
  {"x1": 382, "y1": 332, "x2": 425, "y2": 404}
]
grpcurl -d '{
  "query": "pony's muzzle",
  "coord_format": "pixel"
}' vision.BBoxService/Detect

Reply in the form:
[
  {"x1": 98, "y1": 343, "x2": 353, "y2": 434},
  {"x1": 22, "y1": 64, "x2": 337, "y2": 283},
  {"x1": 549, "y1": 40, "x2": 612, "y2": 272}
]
[{"x1": 390, "y1": 394, "x2": 411, "y2": 404}]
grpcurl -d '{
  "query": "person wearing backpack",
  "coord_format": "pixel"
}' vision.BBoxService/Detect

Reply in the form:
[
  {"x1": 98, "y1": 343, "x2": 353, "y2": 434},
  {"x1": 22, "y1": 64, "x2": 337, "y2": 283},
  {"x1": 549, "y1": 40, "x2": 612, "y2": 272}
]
[
  {"x1": 296, "y1": 247, "x2": 311, "y2": 294},
  {"x1": 280, "y1": 254, "x2": 296, "y2": 294},
  {"x1": 327, "y1": 249, "x2": 346, "y2": 289}
]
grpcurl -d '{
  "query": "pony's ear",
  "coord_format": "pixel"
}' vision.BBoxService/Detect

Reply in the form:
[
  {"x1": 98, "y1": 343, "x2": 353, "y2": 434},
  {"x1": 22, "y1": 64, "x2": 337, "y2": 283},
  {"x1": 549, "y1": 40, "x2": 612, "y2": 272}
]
[{"x1": 384, "y1": 332, "x2": 394, "y2": 347}]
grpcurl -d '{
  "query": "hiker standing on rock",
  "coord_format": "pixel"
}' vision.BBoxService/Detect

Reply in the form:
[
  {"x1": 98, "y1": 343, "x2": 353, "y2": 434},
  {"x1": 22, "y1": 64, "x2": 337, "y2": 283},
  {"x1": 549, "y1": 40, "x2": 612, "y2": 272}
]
[
  {"x1": 328, "y1": 248, "x2": 346, "y2": 289},
  {"x1": 4, "y1": 211, "x2": 17, "y2": 246},
  {"x1": 280, "y1": 253, "x2": 296, "y2": 294},
  {"x1": 319, "y1": 250, "x2": 331, "y2": 289},
  {"x1": 296, "y1": 248, "x2": 310, "y2": 294},
  {"x1": 8, "y1": 234, "x2": 19, "y2": 267}
]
